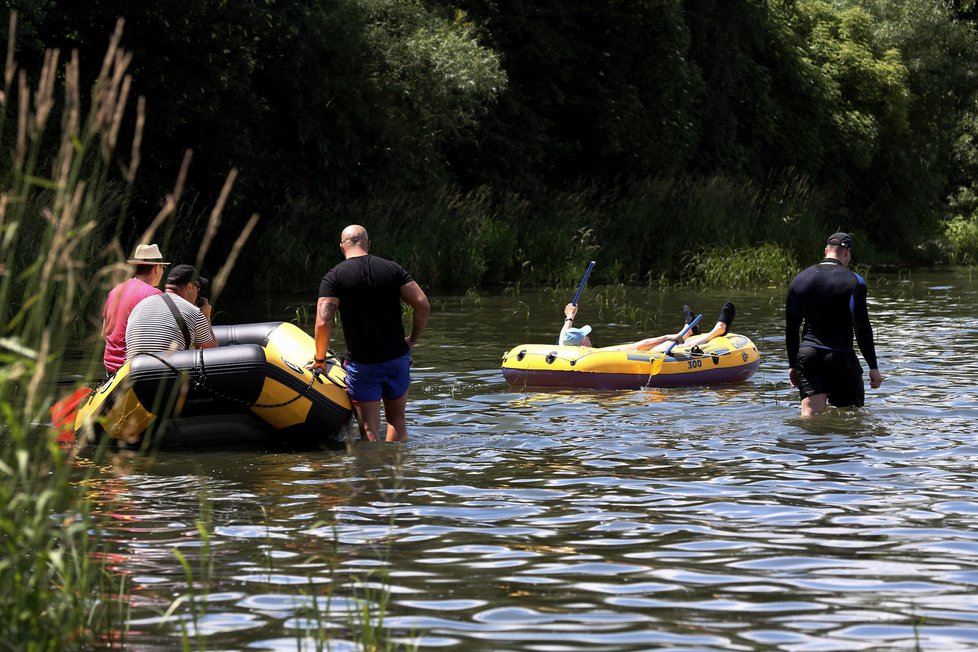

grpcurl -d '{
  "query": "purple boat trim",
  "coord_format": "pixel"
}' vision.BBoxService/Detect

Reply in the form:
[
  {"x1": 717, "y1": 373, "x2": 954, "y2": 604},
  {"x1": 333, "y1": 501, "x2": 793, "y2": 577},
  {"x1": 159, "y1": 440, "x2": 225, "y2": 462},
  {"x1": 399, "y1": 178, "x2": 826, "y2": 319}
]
[{"x1": 503, "y1": 360, "x2": 760, "y2": 390}]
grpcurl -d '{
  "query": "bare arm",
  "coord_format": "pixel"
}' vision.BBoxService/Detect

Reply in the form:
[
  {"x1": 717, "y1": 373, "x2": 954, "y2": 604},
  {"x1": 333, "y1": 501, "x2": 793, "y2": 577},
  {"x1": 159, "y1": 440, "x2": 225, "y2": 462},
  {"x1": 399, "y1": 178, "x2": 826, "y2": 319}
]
[
  {"x1": 308, "y1": 297, "x2": 338, "y2": 371},
  {"x1": 400, "y1": 281, "x2": 429, "y2": 348},
  {"x1": 197, "y1": 300, "x2": 218, "y2": 349},
  {"x1": 558, "y1": 303, "x2": 578, "y2": 344}
]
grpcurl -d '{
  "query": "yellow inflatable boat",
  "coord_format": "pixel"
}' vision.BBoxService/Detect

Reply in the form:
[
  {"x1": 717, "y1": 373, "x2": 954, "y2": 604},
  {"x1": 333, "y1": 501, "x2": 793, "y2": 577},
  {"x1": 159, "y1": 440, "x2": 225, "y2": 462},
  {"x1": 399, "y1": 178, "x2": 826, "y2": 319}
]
[
  {"x1": 74, "y1": 321, "x2": 353, "y2": 449},
  {"x1": 501, "y1": 333, "x2": 760, "y2": 390}
]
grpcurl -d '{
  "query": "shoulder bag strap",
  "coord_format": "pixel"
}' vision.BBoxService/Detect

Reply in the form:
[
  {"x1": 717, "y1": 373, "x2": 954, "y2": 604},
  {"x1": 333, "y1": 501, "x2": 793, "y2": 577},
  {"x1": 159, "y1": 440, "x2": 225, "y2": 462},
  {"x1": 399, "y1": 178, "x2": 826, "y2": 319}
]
[{"x1": 159, "y1": 293, "x2": 192, "y2": 349}]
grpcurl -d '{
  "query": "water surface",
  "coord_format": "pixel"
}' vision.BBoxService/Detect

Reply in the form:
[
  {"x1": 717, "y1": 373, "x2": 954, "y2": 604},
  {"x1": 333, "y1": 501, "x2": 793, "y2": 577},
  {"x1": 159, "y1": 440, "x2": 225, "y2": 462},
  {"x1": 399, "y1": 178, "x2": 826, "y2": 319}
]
[{"x1": 78, "y1": 269, "x2": 978, "y2": 651}]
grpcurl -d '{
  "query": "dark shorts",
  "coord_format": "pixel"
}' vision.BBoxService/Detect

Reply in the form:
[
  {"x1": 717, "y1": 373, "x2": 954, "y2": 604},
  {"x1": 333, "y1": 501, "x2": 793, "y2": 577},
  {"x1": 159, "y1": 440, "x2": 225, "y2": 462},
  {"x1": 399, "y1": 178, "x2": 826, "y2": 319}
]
[
  {"x1": 795, "y1": 346, "x2": 865, "y2": 407},
  {"x1": 345, "y1": 352, "x2": 411, "y2": 402}
]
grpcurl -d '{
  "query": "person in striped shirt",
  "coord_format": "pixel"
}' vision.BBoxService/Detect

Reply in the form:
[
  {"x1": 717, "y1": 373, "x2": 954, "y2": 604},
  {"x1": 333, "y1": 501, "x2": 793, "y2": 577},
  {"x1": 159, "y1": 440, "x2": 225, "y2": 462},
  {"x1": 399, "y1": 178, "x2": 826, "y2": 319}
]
[{"x1": 125, "y1": 264, "x2": 217, "y2": 361}]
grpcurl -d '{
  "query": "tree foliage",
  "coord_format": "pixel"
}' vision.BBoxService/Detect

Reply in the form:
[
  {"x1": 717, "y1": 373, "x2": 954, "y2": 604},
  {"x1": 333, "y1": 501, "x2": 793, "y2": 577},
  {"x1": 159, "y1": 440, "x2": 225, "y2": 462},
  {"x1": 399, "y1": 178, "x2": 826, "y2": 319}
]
[{"x1": 2, "y1": 0, "x2": 978, "y2": 282}]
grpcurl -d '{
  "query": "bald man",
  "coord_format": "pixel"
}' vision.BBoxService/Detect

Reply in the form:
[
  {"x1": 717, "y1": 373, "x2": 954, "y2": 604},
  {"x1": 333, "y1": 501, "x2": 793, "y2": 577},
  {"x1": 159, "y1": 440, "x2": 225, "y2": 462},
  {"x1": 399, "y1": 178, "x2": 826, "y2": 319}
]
[{"x1": 307, "y1": 225, "x2": 430, "y2": 442}]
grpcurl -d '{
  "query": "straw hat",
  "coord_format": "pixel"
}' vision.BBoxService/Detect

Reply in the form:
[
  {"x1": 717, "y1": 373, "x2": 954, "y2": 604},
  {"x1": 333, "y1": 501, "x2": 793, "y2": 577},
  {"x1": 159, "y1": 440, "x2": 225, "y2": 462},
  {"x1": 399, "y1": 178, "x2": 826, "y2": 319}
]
[{"x1": 127, "y1": 244, "x2": 170, "y2": 265}]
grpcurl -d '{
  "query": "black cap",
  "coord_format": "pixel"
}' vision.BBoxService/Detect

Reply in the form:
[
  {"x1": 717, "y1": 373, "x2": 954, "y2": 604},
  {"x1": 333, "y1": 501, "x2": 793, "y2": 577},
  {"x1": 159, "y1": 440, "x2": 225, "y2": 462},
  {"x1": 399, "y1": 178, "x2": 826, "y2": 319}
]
[
  {"x1": 167, "y1": 264, "x2": 208, "y2": 287},
  {"x1": 826, "y1": 232, "x2": 853, "y2": 249}
]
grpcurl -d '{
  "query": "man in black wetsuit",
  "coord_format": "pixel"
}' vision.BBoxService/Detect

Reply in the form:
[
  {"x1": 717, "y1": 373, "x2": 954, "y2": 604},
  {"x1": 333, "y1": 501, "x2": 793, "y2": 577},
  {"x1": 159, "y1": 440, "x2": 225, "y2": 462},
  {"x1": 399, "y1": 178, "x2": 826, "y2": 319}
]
[
  {"x1": 307, "y1": 225, "x2": 430, "y2": 442},
  {"x1": 785, "y1": 232, "x2": 883, "y2": 415}
]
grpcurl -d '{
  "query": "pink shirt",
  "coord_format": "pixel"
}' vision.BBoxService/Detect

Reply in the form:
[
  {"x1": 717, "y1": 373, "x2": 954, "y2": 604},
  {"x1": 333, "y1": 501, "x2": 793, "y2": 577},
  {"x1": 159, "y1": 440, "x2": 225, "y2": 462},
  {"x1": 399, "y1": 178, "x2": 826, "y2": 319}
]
[{"x1": 102, "y1": 278, "x2": 161, "y2": 373}]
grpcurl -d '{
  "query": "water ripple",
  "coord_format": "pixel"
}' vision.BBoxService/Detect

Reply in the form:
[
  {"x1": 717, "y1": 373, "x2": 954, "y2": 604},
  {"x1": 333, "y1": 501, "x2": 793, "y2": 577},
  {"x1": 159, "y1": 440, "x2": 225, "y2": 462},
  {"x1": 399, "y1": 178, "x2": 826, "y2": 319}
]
[{"x1": 80, "y1": 275, "x2": 978, "y2": 650}]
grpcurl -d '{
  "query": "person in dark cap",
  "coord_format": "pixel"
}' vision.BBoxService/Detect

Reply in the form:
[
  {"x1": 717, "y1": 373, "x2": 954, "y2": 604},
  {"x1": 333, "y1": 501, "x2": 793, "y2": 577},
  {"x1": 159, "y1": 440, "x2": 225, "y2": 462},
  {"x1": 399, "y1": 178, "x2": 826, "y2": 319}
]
[
  {"x1": 785, "y1": 232, "x2": 883, "y2": 415},
  {"x1": 124, "y1": 264, "x2": 217, "y2": 361}
]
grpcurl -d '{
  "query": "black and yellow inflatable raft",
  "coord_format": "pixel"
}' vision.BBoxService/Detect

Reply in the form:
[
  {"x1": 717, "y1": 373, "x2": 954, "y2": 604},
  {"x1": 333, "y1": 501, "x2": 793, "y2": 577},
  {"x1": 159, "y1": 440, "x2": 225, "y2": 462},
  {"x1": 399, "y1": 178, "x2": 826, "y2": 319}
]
[
  {"x1": 501, "y1": 333, "x2": 760, "y2": 390},
  {"x1": 74, "y1": 321, "x2": 352, "y2": 449}
]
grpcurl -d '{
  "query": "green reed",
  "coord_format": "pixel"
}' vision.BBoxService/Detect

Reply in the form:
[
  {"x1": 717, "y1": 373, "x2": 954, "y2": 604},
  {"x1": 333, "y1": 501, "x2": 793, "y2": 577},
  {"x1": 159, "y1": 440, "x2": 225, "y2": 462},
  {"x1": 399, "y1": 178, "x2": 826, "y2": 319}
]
[
  {"x1": 0, "y1": 14, "x2": 139, "y2": 649},
  {"x1": 151, "y1": 474, "x2": 414, "y2": 652},
  {"x1": 0, "y1": 13, "x2": 255, "y2": 649},
  {"x1": 684, "y1": 242, "x2": 800, "y2": 289}
]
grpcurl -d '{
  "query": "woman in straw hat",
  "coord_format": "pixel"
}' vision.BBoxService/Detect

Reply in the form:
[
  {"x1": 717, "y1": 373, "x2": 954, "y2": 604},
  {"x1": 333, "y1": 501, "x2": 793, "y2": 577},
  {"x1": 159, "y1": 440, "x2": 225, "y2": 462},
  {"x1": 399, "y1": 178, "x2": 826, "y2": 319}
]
[{"x1": 101, "y1": 244, "x2": 170, "y2": 374}]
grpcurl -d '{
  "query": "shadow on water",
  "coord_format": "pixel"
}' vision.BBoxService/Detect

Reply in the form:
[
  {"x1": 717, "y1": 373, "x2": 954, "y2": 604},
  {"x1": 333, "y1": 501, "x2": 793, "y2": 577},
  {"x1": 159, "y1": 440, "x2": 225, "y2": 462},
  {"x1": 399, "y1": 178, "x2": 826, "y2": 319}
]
[{"x1": 67, "y1": 269, "x2": 978, "y2": 650}]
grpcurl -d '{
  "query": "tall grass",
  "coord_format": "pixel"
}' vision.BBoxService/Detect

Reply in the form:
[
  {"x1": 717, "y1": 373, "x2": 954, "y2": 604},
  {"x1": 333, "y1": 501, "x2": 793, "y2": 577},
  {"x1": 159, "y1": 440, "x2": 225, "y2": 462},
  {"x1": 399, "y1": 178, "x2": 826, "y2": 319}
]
[
  {"x1": 0, "y1": 14, "x2": 251, "y2": 649},
  {"x1": 0, "y1": 14, "x2": 138, "y2": 649},
  {"x1": 684, "y1": 243, "x2": 799, "y2": 289}
]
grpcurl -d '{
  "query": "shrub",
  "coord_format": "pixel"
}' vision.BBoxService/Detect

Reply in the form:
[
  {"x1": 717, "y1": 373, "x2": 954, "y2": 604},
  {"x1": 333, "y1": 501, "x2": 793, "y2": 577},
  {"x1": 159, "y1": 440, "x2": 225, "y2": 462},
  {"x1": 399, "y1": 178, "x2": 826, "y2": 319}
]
[
  {"x1": 944, "y1": 215, "x2": 978, "y2": 265},
  {"x1": 684, "y1": 242, "x2": 799, "y2": 288}
]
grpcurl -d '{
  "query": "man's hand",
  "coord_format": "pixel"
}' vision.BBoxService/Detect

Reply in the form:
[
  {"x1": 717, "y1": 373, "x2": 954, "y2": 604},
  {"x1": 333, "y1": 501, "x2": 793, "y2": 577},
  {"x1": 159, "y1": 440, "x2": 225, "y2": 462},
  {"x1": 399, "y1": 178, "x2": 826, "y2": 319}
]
[
  {"x1": 789, "y1": 367, "x2": 799, "y2": 388},
  {"x1": 305, "y1": 359, "x2": 327, "y2": 374},
  {"x1": 869, "y1": 368, "x2": 883, "y2": 389}
]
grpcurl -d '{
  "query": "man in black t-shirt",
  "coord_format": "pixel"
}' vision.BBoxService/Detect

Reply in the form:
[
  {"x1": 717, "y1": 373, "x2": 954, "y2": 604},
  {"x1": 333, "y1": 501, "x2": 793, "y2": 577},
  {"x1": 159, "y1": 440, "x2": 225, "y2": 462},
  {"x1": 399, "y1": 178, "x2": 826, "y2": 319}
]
[
  {"x1": 306, "y1": 225, "x2": 430, "y2": 442},
  {"x1": 785, "y1": 232, "x2": 883, "y2": 415}
]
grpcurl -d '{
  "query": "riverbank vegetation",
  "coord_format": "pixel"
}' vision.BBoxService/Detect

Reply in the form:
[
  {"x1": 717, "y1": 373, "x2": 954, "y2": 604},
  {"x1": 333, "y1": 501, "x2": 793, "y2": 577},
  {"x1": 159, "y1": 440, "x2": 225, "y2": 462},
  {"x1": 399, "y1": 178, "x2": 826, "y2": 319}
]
[
  {"x1": 3, "y1": 0, "x2": 978, "y2": 291},
  {"x1": 1, "y1": 6, "x2": 971, "y2": 647},
  {"x1": 0, "y1": 17, "x2": 405, "y2": 649},
  {"x1": 0, "y1": 17, "x2": 135, "y2": 647}
]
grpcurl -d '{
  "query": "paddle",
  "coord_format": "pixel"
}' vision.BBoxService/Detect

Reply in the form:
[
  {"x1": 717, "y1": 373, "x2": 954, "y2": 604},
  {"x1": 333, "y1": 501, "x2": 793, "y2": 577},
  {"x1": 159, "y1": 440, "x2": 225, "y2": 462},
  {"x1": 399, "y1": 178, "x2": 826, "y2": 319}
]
[
  {"x1": 50, "y1": 386, "x2": 93, "y2": 443},
  {"x1": 572, "y1": 260, "x2": 596, "y2": 306},
  {"x1": 649, "y1": 313, "x2": 702, "y2": 376},
  {"x1": 556, "y1": 261, "x2": 595, "y2": 347}
]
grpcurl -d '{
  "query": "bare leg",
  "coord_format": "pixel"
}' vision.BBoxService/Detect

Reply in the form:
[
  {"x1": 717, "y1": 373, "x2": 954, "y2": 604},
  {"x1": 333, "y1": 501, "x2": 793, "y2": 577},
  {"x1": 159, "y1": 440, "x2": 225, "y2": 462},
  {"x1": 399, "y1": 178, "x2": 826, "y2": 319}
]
[
  {"x1": 600, "y1": 335, "x2": 674, "y2": 352},
  {"x1": 801, "y1": 393, "x2": 828, "y2": 416},
  {"x1": 685, "y1": 322, "x2": 724, "y2": 347},
  {"x1": 382, "y1": 392, "x2": 410, "y2": 442},
  {"x1": 353, "y1": 400, "x2": 383, "y2": 441}
]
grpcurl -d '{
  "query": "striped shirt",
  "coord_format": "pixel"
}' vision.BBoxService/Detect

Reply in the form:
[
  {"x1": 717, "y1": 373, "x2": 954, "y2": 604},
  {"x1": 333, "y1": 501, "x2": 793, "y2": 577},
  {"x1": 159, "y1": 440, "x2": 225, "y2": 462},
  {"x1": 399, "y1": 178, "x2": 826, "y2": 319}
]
[{"x1": 125, "y1": 292, "x2": 214, "y2": 360}]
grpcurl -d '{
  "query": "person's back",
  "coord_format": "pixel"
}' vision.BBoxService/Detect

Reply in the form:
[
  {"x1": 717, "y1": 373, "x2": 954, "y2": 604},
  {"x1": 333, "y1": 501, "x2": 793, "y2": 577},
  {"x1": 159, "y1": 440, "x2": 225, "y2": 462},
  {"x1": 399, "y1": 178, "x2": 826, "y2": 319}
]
[
  {"x1": 102, "y1": 244, "x2": 169, "y2": 374},
  {"x1": 320, "y1": 254, "x2": 411, "y2": 363},
  {"x1": 125, "y1": 264, "x2": 216, "y2": 360},
  {"x1": 310, "y1": 224, "x2": 429, "y2": 443},
  {"x1": 104, "y1": 278, "x2": 161, "y2": 371},
  {"x1": 785, "y1": 232, "x2": 881, "y2": 415},
  {"x1": 786, "y1": 261, "x2": 865, "y2": 352}
]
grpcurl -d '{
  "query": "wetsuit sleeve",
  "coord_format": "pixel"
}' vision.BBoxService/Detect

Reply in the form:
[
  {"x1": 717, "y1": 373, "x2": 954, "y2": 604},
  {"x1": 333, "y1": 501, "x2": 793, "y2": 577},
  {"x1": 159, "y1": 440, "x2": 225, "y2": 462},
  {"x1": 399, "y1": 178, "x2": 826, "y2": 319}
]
[
  {"x1": 851, "y1": 278, "x2": 878, "y2": 370},
  {"x1": 785, "y1": 286, "x2": 801, "y2": 368}
]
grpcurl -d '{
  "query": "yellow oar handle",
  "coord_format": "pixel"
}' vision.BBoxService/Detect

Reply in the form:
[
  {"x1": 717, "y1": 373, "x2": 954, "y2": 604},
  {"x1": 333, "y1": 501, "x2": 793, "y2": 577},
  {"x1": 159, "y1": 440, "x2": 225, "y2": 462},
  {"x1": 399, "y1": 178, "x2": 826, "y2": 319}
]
[
  {"x1": 648, "y1": 313, "x2": 702, "y2": 378},
  {"x1": 663, "y1": 313, "x2": 702, "y2": 357}
]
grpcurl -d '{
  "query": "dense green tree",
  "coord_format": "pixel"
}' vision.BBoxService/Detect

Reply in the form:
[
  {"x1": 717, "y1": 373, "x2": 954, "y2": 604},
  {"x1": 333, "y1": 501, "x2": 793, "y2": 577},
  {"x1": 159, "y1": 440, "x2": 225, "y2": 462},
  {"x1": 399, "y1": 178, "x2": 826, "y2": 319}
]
[
  {"x1": 448, "y1": 0, "x2": 699, "y2": 188},
  {"x1": 866, "y1": 0, "x2": 978, "y2": 235},
  {"x1": 2, "y1": 0, "x2": 504, "y2": 222},
  {"x1": 3, "y1": 0, "x2": 978, "y2": 282}
]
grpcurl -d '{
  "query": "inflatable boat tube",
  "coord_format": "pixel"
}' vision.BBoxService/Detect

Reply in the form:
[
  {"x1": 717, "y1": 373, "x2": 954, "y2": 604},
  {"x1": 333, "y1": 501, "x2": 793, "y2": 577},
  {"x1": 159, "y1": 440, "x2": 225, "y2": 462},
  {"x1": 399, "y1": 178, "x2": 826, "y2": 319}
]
[
  {"x1": 501, "y1": 333, "x2": 760, "y2": 390},
  {"x1": 74, "y1": 321, "x2": 353, "y2": 449}
]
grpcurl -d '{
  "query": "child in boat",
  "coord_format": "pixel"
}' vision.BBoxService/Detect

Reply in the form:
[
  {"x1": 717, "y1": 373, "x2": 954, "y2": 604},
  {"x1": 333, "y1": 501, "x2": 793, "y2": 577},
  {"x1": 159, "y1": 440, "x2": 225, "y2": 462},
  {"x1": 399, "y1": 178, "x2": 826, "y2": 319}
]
[{"x1": 559, "y1": 302, "x2": 735, "y2": 351}]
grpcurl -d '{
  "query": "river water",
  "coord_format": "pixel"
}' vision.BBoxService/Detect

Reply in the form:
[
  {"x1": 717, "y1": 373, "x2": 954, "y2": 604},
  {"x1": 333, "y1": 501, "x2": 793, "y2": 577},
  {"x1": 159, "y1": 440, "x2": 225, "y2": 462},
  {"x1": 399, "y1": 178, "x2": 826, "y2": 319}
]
[{"x1": 77, "y1": 268, "x2": 978, "y2": 651}]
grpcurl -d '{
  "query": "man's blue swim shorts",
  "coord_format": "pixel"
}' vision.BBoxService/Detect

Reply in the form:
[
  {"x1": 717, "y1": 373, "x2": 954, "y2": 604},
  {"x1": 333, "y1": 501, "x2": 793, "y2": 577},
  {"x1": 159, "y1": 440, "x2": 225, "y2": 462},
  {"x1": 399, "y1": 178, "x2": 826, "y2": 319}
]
[{"x1": 344, "y1": 352, "x2": 411, "y2": 402}]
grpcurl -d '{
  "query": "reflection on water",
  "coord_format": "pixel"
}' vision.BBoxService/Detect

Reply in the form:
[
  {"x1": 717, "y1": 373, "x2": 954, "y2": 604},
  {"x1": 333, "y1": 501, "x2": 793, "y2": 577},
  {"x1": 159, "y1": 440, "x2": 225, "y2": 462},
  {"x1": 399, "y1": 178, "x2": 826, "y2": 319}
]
[{"x1": 76, "y1": 269, "x2": 978, "y2": 650}]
